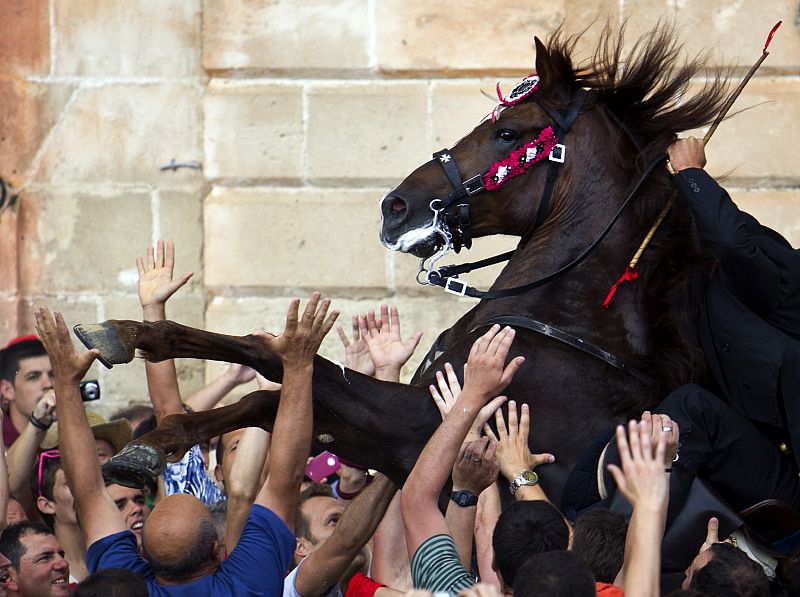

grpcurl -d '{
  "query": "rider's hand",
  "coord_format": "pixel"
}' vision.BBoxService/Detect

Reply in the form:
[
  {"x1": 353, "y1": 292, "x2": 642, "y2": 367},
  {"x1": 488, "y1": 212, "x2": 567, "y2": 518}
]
[
  {"x1": 641, "y1": 410, "x2": 680, "y2": 468},
  {"x1": 667, "y1": 137, "x2": 706, "y2": 173},
  {"x1": 136, "y1": 240, "x2": 193, "y2": 319},
  {"x1": 336, "y1": 315, "x2": 376, "y2": 377},
  {"x1": 461, "y1": 325, "x2": 524, "y2": 402},
  {"x1": 359, "y1": 305, "x2": 423, "y2": 382},
  {"x1": 34, "y1": 308, "x2": 99, "y2": 386},
  {"x1": 254, "y1": 292, "x2": 339, "y2": 369},
  {"x1": 484, "y1": 400, "x2": 554, "y2": 483}
]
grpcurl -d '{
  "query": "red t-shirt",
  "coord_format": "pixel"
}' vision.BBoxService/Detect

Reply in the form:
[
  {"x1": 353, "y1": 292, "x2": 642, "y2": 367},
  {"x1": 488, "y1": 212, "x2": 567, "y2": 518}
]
[
  {"x1": 596, "y1": 581, "x2": 624, "y2": 596},
  {"x1": 2, "y1": 413, "x2": 20, "y2": 447},
  {"x1": 345, "y1": 572, "x2": 385, "y2": 597}
]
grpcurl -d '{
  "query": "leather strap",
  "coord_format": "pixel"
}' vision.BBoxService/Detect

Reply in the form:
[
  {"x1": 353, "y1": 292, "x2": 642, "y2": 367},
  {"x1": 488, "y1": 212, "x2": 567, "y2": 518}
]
[{"x1": 472, "y1": 315, "x2": 656, "y2": 386}]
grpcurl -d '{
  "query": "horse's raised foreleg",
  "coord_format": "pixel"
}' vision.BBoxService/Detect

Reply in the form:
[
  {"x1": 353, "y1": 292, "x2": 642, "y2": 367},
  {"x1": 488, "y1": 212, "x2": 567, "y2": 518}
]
[
  {"x1": 74, "y1": 319, "x2": 285, "y2": 379},
  {"x1": 83, "y1": 319, "x2": 441, "y2": 489}
]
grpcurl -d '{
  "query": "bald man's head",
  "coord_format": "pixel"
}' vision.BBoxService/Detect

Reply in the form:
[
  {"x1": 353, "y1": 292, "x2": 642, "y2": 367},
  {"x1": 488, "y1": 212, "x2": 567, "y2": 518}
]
[{"x1": 142, "y1": 494, "x2": 219, "y2": 582}]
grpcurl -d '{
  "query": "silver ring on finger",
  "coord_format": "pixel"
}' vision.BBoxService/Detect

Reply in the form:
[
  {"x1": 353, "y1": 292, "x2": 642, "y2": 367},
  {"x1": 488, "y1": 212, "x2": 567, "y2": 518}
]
[{"x1": 662, "y1": 426, "x2": 673, "y2": 433}]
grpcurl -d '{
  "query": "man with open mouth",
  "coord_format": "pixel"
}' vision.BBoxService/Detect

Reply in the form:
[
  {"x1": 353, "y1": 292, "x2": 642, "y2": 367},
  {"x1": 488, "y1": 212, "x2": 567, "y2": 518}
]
[{"x1": 0, "y1": 521, "x2": 71, "y2": 597}]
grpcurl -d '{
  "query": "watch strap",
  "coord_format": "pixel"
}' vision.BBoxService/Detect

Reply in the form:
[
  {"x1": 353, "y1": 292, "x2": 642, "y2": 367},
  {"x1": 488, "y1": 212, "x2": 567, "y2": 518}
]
[{"x1": 450, "y1": 490, "x2": 479, "y2": 507}]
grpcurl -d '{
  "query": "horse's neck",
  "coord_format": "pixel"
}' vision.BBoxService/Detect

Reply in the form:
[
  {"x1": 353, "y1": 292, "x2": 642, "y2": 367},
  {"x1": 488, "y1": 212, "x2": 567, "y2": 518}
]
[{"x1": 445, "y1": 194, "x2": 650, "y2": 355}]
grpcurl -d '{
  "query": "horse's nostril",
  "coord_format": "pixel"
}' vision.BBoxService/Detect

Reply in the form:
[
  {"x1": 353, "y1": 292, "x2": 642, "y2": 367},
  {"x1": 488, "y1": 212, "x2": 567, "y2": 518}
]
[{"x1": 391, "y1": 198, "x2": 407, "y2": 214}]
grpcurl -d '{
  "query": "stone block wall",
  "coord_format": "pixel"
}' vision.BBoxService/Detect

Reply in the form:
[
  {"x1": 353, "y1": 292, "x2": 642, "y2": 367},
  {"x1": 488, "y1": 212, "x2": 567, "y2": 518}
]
[{"x1": 1, "y1": 1, "x2": 798, "y2": 413}]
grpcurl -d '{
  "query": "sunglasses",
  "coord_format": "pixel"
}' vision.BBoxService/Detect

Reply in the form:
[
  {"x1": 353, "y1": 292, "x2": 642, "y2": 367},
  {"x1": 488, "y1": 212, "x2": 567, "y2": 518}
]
[{"x1": 37, "y1": 450, "x2": 60, "y2": 498}]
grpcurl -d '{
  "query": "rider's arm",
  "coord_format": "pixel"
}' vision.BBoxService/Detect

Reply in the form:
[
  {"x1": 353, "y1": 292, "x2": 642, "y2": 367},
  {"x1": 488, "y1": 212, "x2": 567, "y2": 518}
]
[
  {"x1": 35, "y1": 309, "x2": 126, "y2": 546},
  {"x1": 295, "y1": 474, "x2": 397, "y2": 597},
  {"x1": 668, "y1": 138, "x2": 796, "y2": 310}
]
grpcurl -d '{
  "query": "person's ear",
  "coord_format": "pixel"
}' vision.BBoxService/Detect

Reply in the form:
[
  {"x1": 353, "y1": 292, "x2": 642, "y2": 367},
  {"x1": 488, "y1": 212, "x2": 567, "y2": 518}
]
[
  {"x1": 5, "y1": 568, "x2": 19, "y2": 591},
  {"x1": 0, "y1": 379, "x2": 15, "y2": 402},
  {"x1": 296, "y1": 537, "x2": 312, "y2": 559},
  {"x1": 37, "y1": 495, "x2": 56, "y2": 516},
  {"x1": 214, "y1": 464, "x2": 224, "y2": 484}
]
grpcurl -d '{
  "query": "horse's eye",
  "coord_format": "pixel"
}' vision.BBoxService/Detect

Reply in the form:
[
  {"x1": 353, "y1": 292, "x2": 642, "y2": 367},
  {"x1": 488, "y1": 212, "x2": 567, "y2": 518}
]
[{"x1": 498, "y1": 129, "x2": 517, "y2": 143}]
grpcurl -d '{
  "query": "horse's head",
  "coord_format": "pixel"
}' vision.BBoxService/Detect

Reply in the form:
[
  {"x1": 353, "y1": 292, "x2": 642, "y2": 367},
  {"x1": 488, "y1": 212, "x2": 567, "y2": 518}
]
[{"x1": 380, "y1": 38, "x2": 601, "y2": 260}]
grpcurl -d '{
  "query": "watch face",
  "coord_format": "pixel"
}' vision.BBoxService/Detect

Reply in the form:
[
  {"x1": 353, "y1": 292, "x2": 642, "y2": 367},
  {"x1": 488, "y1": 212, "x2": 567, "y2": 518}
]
[{"x1": 520, "y1": 470, "x2": 538, "y2": 484}]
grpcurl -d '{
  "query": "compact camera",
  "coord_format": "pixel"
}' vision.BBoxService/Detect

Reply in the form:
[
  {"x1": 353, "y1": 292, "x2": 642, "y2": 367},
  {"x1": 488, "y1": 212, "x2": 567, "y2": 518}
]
[{"x1": 80, "y1": 380, "x2": 101, "y2": 402}]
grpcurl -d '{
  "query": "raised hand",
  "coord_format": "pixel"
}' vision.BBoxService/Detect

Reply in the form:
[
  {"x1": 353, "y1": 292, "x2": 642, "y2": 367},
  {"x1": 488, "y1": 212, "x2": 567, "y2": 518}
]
[
  {"x1": 255, "y1": 292, "x2": 339, "y2": 368},
  {"x1": 700, "y1": 516, "x2": 720, "y2": 552},
  {"x1": 641, "y1": 410, "x2": 680, "y2": 468},
  {"x1": 430, "y1": 362, "x2": 506, "y2": 440},
  {"x1": 34, "y1": 308, "x2": 99, "y2": 386},
  {"x1": 667, "y1": 136, "x2": 706, "y2": 173},
  {"x1": 224, "y1": 363, "x2": 257, "y2": 386},
  {"x1": 429, "y1": 362, "x2": 462, "y2": 418},
  {"x1": 607, "y1": 420, "x2": 670, "y2": 511},
  {"x1": 452, "y1": 437, "x2": 500, "y2": 495},
  {"x1": 359, "y1": 305, "x2": 423, "y2": 381},
  {"x1": 484, "y1": 400, "x2": 554, "y2": 483},
  {"x1": 336, "y1": 315, "x2": 376, "y2": 376},
  {"x1": 462, "y1": 325, "x2": 524, "y2": 401},
  {"x1": 136, "y1": 240, "x2": 193, "y2": 312}
]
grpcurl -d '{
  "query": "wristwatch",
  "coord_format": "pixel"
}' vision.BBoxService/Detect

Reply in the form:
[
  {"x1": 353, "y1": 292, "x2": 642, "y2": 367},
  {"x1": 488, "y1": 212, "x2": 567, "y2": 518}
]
[
  {"x1": 509, "y1": 470, "x2": 539, "y2": 496},
  {"x1": 450, "y1": 490, "x2": 479, "y2": 507}
]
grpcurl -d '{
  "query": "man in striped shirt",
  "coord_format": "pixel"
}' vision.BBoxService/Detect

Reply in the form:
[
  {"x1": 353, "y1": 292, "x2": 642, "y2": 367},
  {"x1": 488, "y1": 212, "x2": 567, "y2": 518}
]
[{"x1": 401, "y1": 325, "x2": 524, "y2": 594}]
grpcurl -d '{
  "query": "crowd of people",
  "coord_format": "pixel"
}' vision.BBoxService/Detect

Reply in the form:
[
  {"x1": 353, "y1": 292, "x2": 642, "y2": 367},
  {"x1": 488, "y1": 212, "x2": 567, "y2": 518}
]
[{"x1": 0, "y1": 137, "x2": 796, "y2": 597}]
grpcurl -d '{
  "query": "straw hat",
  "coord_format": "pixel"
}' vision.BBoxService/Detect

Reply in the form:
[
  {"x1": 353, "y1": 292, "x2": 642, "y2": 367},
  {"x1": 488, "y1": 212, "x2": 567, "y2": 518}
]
[{"x1": 40, "y1": 411, "x2": 133, "y2": 453}]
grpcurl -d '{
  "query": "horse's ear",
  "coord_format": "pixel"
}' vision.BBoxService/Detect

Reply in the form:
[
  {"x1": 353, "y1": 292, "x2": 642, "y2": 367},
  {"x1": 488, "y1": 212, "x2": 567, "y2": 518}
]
[{"x1": 534, "y1": 36, "x2": 555, "y2": 91}]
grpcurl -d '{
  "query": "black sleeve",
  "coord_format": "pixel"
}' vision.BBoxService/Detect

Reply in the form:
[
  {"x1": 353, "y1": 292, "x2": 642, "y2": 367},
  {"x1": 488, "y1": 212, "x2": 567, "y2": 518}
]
[{"x1": 671, "y1": 168, "x2": 784, "y2": 310}]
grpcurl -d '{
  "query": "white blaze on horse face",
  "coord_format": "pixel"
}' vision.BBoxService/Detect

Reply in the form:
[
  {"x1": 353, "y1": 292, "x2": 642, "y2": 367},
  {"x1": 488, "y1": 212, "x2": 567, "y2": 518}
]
[{"x1": 382, "y1": 219, "x2": 439, "y2": 252}]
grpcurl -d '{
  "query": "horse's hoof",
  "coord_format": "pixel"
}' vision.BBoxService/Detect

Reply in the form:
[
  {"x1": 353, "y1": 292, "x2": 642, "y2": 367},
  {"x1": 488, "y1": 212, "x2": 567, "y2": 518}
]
[
  {"x1": 73, "y1": 323, "x2": 134, "y2": 369},
  {"x1": 101, "y1": 443, "x2": 166, "y2": 490}
]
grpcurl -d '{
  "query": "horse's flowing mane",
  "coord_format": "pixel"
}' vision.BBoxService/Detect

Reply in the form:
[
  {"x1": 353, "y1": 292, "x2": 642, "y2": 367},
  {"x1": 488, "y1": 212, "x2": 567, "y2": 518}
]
[{"x1": 541, "y1": 22, "x2": 734, "y2": 390}]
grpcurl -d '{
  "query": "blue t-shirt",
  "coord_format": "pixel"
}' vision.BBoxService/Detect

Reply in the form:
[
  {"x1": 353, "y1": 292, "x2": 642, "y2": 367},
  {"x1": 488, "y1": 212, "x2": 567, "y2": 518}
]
[{"x1": 86, "y1": 504, "x2": 294, "y2": 596}]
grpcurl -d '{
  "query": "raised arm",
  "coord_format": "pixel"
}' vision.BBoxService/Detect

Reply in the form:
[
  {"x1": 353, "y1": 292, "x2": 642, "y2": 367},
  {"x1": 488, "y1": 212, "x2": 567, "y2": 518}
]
[
  {"x1": 0, "y1": 411, "x2": 7, "y2": 531},
  {"x1": 359, "y1": 305, "x2": 422, "y2": 382},
  {"x1": 6, "y1": 391, "x2": 56, "y2": 514},
  {"x1": 484, "y1": 401, "x2": 555, "y2": 503},
  {"x1": 254, "y1": 293, "x2": 339, "y2": 529},
  {"x1": 401, "y1": 325, "x2": 523, "y2": 556},
  {"x1": 607, "y1": 420, "x2": 670, "y2": 597},
  {"x1": 295, "y1": 473, "x2": 398, "y2": 597},
  {"x1": 34, "y1": 308, "x2": 126, "y2": 546},
  {"x1": 137, "y1": 240, "x2": 193, "y2": 423},
  {"x1": 445, "y1": 438, "x2": 499, "y2": 568},
  {"x1": 184, "y1": 363, "x2": 257, "y2": 413},
  {"x1": 668, "y1": 137, "x2": 797, "y2": 308},
  {"x1": 225, "y1": 426, "x2": 270, "y2": 551}
]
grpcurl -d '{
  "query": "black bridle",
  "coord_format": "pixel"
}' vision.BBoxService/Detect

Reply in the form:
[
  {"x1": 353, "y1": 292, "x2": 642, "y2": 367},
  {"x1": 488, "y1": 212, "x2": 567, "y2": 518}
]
[
  {"x1": 420, "y1": 88, "x2": 664, "y2": 301},
  {"x1": 412, "y1": 86, "x2": 663, "y2": 387}
]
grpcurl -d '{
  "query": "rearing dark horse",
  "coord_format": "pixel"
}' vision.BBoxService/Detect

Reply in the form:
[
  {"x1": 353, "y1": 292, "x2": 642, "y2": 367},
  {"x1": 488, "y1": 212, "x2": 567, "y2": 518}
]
[{"x1": 81, "y1": 24, "x2": 729, "y2": 508}]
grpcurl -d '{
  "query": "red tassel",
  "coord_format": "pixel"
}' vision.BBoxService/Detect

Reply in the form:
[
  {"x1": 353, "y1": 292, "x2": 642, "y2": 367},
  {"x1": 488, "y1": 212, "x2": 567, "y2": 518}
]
[
  {"x1": 602, "y1": 267, "x2": 639, "y2": 309},
  {"x1": 763, "y1": 21, "x2": 782, "y2": 54}
]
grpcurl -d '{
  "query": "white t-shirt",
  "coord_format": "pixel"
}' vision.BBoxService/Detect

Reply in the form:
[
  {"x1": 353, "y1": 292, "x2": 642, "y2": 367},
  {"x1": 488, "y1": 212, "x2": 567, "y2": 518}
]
[{"x1": 284, "y1": 559, "x2": 344, "y2": 597}]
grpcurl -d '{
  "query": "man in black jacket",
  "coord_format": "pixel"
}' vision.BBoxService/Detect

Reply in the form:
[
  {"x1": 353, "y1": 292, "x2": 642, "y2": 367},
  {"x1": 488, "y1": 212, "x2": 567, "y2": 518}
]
[{"x1": 669, "y1": 136, "x2": 800, "y2": 470}]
